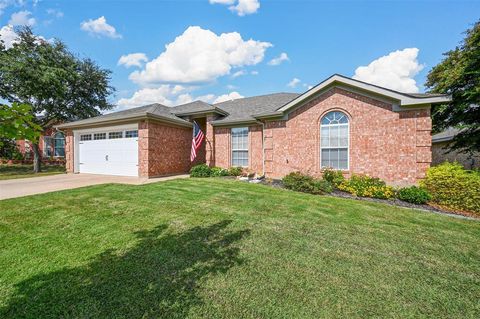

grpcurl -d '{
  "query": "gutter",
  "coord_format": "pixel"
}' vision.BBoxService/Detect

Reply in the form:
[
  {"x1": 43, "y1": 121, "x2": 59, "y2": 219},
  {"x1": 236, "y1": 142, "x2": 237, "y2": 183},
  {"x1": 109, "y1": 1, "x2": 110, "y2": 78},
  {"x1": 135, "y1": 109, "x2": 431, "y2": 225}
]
[{"x1": 56, "y1": 113, "x2": 193, "y2": 130}]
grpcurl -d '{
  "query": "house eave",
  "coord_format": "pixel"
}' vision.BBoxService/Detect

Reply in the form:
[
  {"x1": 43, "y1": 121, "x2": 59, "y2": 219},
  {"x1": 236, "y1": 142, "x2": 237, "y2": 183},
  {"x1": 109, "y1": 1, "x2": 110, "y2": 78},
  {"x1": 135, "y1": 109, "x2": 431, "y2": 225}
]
[{"x1": 56, "y1": 113, "x2": 192, "y2": 130}]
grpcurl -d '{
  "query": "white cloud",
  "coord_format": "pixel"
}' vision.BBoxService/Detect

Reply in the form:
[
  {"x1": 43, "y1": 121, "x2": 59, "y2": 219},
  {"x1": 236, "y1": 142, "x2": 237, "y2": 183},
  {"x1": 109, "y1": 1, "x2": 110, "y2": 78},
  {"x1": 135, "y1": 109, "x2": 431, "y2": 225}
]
[
  {"x1": 250, "y1": 70, "x2": 258, "y2": 75},
  {"x1": 209, "y1": 0, "x2": 234, "y2": 4},
  {"x1": 232, "y1": 70, "x2": 246, "y2": 78},
  {"x1": 287, "y1": 78, "x2": 301, "y2": 88},
  {"x1": 118, "y1": 53, "x2": 148, "y2": 68},
  {"x1": 80, "y1": 16, "x2": 122, "y2": 39},
  {"x1": 46, "y1": 8, "x2": 63, "y2": 18},
  {"x1": 209, "y1": 0, "x2": 260, "y2": 16},
  {"x1": 230, "y1": 0, "x2": 260, "y2": 16},
  {"x1": 129, "y1": 26, "x2": 271, "y2": 85},
  {"x1": 353, "y1": 48, "x2": 424, "y2": 93},
  {"x1": 268, "y1": 52, "x2": 289, "y2": 66},
  {"x1": 9, "y1": 10, "x2": 35, "y2": 26},
  {"x1": 116, "y1": 85, "x2": 187, "y2": 109},
  {"x1": 214, "y1": 91, "x2": 243, "y2": 103},
  {"x1": 117, "y1": 85, "x2": 244, "y2": 110},
  {"x1": 0, "y1": 24, "x2": 18, "y2": 48}
]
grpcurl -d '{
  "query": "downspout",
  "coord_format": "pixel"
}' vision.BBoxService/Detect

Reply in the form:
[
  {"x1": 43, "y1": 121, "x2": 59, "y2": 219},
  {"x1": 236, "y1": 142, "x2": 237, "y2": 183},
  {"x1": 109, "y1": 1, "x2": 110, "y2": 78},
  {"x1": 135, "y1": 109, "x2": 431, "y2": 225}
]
[{"x1": 255, "y1": 120, "x2": 265, "y2": 177}]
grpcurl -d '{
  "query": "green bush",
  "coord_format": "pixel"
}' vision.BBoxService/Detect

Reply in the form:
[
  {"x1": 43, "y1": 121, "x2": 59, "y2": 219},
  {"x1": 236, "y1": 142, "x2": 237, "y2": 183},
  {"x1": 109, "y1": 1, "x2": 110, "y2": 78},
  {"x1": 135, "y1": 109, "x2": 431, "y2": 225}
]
[
  {"x1": 228, "y1": 166, "x2": 243, "y2": 177},
  {"x1": 190, "y1": 164, "x2": 212, "y2": 177},
  {"x1": 322, "y1": 168, "x2": 345, "y2": 187},
  {"x1": 282, "y1": 172, "x2": 332, "y2": 195},
  {"x1": 420, "y1": 162, "x2": 480, "y2": 214},
  {"x1": 397, "y1": 186, "x2": 431, "y2": 204},
  {"x1": 338, "y1": 174, "x2": 395, "y2": 199},
  {"x1": 211, "y1": 166, "x2": 229, "y2": 177}
]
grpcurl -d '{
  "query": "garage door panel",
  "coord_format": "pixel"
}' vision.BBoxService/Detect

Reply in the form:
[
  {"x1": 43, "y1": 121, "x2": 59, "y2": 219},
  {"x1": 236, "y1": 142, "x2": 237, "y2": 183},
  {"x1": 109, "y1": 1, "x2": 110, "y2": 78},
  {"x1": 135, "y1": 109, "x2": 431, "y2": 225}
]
[{"x1": 77, "y1": 132, "x2": 138, "y2": 177}]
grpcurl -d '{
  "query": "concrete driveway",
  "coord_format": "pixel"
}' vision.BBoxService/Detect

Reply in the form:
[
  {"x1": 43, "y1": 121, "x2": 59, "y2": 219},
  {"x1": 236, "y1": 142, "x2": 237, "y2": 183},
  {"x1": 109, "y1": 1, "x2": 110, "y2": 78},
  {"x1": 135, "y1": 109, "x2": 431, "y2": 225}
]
[{"x1": 0, "y1": 173, "x2": 189, "y2": 200}]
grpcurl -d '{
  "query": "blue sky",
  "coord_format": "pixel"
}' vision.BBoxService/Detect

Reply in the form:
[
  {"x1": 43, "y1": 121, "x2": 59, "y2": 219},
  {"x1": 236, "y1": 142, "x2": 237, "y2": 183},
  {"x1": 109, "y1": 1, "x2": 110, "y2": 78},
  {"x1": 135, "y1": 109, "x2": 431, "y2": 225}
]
[{"x1": 1, "y1": 0, "x2": 479, "y2": 111}]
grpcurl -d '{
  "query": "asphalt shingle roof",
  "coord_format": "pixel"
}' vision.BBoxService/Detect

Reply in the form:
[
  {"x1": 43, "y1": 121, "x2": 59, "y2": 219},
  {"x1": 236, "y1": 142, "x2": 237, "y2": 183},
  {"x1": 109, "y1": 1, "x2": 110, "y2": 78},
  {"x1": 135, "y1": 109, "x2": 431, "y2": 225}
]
[{"x1": 211, "y1": 93, "x2": 300, "y2": 124}]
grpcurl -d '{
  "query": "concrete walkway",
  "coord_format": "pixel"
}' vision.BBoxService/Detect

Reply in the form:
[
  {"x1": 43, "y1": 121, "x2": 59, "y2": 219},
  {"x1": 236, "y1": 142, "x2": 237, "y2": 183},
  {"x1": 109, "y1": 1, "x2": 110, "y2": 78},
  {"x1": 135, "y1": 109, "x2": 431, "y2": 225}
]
[{"x1": 0, "y1": 173, "x2": 189, "y2": 200}]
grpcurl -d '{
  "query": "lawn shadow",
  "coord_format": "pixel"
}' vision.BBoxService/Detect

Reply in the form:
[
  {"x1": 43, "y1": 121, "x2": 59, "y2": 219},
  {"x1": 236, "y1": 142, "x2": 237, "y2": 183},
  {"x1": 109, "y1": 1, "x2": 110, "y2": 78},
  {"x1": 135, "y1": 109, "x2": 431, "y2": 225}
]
[{"x1": 1, "y1": 220, "x2": 249, "y2": 318}]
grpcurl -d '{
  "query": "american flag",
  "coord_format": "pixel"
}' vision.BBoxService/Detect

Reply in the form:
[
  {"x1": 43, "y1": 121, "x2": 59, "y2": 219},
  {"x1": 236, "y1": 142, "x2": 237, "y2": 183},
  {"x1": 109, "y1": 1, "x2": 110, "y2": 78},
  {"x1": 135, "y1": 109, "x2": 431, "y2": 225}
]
[{"x1": 190, "y1": 120, "x2": 205, "y2": 162}]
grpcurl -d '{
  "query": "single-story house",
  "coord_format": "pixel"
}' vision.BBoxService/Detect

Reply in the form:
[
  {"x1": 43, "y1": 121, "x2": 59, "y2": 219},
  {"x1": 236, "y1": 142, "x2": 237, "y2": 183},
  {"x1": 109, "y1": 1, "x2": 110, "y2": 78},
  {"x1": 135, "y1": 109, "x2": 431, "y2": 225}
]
[
  {"x1": 57, "y1": 74, "x2": 451, "y2": 185},
  {"x1": 432, "y1": 128, "x2": 480, "y2": 169},
  {"x1": 14, "y1": 127, "x2": 65, "y2": 162}
]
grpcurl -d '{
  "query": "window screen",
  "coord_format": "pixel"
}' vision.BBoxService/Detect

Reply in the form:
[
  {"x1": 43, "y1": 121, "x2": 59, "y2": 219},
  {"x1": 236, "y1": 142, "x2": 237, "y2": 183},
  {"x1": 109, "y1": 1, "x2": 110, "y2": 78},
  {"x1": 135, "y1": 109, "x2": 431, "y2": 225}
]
[
  {"x1": 231, "y1": 127, "x2": 248, "y2": 167},
  {"x1": 320, "y1": 111, "x2": 349, "y2": 170}
]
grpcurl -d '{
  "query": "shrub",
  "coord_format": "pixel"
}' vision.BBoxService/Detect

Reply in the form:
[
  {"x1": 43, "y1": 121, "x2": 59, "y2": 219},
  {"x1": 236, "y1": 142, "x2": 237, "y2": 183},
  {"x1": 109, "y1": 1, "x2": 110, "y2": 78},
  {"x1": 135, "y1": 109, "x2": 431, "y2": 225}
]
[
  {"x1": 322, "y1": 168, "x2": 345, "y2": 187},
  {"x1": 338, "y1": 174, "x2": 395, "y2": 199},
  {"x1": 228, "y1": 166, "x2": 243, "y2": 177},
  {"x1": 190, "y1": 164, "x2": 212, "y2": 177},
  {"x1": 420, "y1": 162, "x2": 480, "y2": 214},
  {"x1": 282, "y1": 171, "x2": 332, "y2": 195},
  {"x1": 397, "y1": 186, "x2": 431, "y2": 205},
  {"x1": 211, "y1": 166, "x2": 229, "y2": 177}
]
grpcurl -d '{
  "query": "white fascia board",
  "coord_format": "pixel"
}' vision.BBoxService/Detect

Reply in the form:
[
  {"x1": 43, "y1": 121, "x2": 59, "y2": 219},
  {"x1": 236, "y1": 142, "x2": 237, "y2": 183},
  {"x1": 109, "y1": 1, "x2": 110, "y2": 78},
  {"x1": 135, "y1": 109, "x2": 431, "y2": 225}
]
[{"x1": 277, "y1": 75, "x2": 451, "y2": 113}]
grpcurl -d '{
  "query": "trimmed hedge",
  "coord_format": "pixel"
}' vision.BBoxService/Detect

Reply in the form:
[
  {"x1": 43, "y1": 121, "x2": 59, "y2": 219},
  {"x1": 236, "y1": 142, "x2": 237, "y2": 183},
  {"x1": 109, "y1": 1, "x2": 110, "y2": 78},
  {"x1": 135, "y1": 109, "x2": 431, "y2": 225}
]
[
  {"x1": 322, "y1": 168, "x2": 345, "y2": 187},
  {"x1": 397, "y1": 186, "x2": 431, "y2": 205},
  {"x1": 211, "y1": 167, "x2": 229, "y2": 177},
  {"x1": 228, "y1": 166, "x2": 243, "y2": 177},
  {"x1": 282, "y1": 172, "x2": 333, "y2": 195},
  {"x1": 420, "y1": 162, "x2": 480, "y2": 214},
  {"x1": 338, "y1": 174, "x2": 395, "y2": 199},
  {"x1": 190, "y1": 164, "x2": 212, "y2": 177}
]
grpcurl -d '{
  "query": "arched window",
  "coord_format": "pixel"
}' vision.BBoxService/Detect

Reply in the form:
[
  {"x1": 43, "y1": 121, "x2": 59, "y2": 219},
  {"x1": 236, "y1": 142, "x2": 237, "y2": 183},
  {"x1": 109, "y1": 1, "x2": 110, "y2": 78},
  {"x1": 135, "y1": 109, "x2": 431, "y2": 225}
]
[
  {"x1": 53, "y1": 132, "x2": 65, "y2": 157},
  {"x1": 320, "y1": 111, "x2": 349, "y2": 170}
]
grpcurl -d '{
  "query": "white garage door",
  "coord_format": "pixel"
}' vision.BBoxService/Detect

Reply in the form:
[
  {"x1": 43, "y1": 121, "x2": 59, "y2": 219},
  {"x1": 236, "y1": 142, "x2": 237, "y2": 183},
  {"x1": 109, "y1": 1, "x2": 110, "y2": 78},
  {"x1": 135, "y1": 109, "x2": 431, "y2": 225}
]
[{"x1": 78, "y1": 129, "x2": 138, "y2": 177}]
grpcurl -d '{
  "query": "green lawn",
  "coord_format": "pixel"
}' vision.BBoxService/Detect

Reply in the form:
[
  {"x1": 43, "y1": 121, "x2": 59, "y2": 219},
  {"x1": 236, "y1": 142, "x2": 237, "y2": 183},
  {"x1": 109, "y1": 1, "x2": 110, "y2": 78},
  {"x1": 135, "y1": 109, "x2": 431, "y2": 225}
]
[
  {"x1": 0, "y1": 164, "x2": 65, "y2": 180},
  {"x1": 0, "y1": 178, "x2": 479, "y2": 318}
]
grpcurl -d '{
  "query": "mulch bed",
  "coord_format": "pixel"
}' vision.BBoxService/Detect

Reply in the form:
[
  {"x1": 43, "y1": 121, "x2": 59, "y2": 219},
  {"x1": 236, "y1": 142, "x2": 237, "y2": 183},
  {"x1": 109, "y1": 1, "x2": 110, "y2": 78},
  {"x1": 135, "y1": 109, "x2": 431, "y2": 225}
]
[{"x1": 253, "y1": 178, "x2": 478, "y2": 220}]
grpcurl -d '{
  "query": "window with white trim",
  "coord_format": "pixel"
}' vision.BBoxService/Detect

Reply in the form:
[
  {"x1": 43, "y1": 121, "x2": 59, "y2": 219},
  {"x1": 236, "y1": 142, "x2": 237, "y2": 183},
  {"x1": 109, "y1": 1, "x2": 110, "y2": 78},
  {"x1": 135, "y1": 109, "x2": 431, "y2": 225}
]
[
  {"x1": 231, "y1": 127, "x2": 248, "y2": 167},
  {"x1": 53, "y1": 132, "x2": 65, "y2": 157},
  {"x1": 320, "y1": 111, "x2": 349, "y2": 170},
  {"x1": 125, "y1": 130, "x2": 138, "y2": 138},
  {"x1": 109, "y1": 131, "x2": 123, "y2": 139},
  {"x1": 43, "y1": 136, "x2": 53, "y2": 157},
  {"x1": 94, "y1": 133, "x2": 106, "y2": 140},
  {"x1": 80, "y1": 134, "x2": 92, "y2": 141}
]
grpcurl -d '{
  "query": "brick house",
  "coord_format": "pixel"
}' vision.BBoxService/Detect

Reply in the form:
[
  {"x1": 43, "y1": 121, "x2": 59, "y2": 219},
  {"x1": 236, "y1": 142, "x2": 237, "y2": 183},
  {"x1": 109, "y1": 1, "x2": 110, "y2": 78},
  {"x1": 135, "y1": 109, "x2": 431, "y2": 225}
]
[
  {"x1": 57, "y1": 75, "x2": 450, "y2": 185},
  {"x1": 15, "y1": 127, "x2": 66, "y2": 161}
]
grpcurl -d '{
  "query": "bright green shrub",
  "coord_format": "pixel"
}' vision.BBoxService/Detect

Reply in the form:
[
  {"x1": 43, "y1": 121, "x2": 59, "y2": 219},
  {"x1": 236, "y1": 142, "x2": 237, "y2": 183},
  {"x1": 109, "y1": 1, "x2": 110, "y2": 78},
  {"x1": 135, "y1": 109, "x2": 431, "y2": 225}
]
[
  {"x1": 282, "y1": 172, "x2": 332, "y2": 195},
  {"x1": 397, "y1": 186, "x2": 431, "y2": 204},
  {"x1": 190, "y1": 164, "x2": 212, "y2": 177},
  {"x1": 228, "y1": 166, "x2": 243, "y2": 177},
  {"x1": 338, "y1": 174, "x2": 395, "y2": 199},
  {"x1": 420, "y1": 162, "x2": 480, "y2": 214},
  {"x1": 322, "y1": 168, "x2": 345, "y2": 187},
  {"x1": 210, "y1": 166, "x2": 229, "y2": 177}
]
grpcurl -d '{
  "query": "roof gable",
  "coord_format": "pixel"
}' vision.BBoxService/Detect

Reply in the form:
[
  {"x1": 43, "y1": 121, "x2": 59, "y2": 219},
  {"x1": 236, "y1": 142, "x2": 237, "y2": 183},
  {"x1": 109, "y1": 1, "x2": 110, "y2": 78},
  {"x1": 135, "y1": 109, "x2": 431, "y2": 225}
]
[{"x1": 276, "y1": 74, "x2": 451, "y2": 114}]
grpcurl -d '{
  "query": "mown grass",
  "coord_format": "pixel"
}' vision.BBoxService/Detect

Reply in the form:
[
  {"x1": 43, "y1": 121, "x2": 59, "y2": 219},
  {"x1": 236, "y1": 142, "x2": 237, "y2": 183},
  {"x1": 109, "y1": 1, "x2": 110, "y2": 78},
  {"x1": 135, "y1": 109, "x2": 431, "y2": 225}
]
[
  {"x1": 0, "y1": 178, "x2": 479, "y2": 318},
  {"x1": 0, "y1": 164, "x2": 65, "y2": 180}
]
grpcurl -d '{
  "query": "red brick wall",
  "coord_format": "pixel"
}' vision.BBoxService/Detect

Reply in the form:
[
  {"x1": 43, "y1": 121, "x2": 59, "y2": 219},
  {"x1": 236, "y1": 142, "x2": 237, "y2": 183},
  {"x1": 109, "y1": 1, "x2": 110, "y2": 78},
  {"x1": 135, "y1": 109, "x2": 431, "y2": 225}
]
[
  {"x1": 213, "y1": 124, "x2": 264, "y2": 173},
  {"x1": 138, "y1": 120, "x2": 193, "y2": 177},
  {"x1": 213, "y1": 88, "x2": 432, "y2": 185}
]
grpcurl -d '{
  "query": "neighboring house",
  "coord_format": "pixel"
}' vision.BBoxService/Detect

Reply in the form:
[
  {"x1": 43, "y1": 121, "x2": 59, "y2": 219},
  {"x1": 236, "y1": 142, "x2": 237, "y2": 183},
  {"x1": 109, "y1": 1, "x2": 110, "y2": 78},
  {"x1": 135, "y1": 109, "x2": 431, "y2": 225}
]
[
  {"x1": 432, "y1": 128, "x2": 479, "y2": 169},
  {"x1": 16, "y1": 127, "x2": 66, "y2": 160},
  {"x1": 57, "y1": 74, "x2": 450, "y2": 185}
]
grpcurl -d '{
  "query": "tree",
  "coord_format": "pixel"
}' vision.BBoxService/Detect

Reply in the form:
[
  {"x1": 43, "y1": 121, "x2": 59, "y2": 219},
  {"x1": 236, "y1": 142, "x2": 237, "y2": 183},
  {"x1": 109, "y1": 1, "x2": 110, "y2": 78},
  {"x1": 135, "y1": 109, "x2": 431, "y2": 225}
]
[
  {"x1": 0, "y1": 103, "x2": 43, "y2": 153},
  {"x1": 425, "y1": 20, "x2": 480, "y2": 154},
  {"x1": 0, "y1": 27, "x2": 114, "y2": 172}
]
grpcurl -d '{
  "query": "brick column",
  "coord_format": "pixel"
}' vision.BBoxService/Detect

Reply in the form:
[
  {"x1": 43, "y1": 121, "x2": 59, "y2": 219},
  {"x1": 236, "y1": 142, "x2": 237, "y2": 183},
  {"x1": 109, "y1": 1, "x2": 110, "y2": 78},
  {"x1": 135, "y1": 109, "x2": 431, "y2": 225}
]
[
  {"x1": 205, "y1": 115, "x2": 215, "y2": 167},
  {"x1": 64, "y1": 129, "x2": 74, "y2": 173},
  {"x1": 138, "y1": 120, "x2": 149, "y2": 177}
]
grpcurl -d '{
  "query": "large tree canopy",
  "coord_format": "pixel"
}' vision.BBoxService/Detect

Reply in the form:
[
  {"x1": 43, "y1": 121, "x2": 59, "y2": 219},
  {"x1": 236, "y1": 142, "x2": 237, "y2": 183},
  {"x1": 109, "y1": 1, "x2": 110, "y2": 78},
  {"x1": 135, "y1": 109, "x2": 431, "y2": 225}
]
[
  {"x1": 426, "y1": 20, "x2": 480, "y2": 154},
  {"x1": 0, "y1": 27, "x2": 115, "y2": 171}
]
